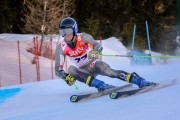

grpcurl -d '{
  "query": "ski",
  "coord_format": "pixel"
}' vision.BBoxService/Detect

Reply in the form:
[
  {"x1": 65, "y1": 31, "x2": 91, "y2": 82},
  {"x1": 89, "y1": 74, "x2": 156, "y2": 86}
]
[
  {"x1": 70, "y1": 83, "x2": 133, "y2": 102},
  {"x1": 110, "y1": 79, "x2": 177, "y2": 99}
]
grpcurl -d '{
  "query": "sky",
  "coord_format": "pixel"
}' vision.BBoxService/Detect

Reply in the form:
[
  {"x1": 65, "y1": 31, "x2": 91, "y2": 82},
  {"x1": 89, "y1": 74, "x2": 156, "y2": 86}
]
[{"x1": 0, "y1": 34, "x2": 180, "y2": 120}]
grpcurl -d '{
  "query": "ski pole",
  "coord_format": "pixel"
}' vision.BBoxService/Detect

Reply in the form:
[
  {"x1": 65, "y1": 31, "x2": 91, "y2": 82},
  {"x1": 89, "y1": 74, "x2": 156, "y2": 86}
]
[
  {"x1": 99, "y1": 54, "x2": 133, "y2": 57},
  {"x1": 133, "y1": 55, "x2": 180, "y2": 58},
  {"x1": 99, "y1": 54, "x2": 180, "y2": 58}
]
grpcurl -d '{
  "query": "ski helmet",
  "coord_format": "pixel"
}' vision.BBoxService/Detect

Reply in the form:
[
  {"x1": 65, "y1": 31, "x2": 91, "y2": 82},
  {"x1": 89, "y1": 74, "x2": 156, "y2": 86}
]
[{"x1": 59, "y1": 17, "x2": 78, "y2": 37}]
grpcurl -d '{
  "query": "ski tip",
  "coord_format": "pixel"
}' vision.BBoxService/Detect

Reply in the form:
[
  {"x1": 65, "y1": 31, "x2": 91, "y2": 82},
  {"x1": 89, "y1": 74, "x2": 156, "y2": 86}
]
[
  {"x1": 70, "y1": 95, "x2": 79, "y2": 103},
  {"x1": 109, "y1": 91, "x2": 119, "y2": 99}
]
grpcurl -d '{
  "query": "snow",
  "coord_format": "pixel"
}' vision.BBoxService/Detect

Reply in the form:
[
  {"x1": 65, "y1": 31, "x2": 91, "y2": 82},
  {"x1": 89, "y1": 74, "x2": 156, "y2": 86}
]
[{"x1": 0, "y1": 34, "x2": 180, "y2": 120}]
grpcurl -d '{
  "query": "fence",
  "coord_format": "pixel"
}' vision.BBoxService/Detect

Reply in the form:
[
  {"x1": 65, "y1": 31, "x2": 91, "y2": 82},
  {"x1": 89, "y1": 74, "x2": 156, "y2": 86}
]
[
  {"x1": 0, "y1": 36, "x2": 57, "y2": 87},
  {"x1": 0, "y1": 35, "x2": 104, "y2": 87}
]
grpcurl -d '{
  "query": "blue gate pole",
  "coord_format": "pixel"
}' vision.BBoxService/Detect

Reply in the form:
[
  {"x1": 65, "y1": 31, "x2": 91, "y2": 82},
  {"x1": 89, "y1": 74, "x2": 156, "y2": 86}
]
[
  {"x1": 131, "y1": 24, "x2": 136, "y2": 49},
  {"x1": 145, "y1": 21, "x2": 151, "y2": 54}
]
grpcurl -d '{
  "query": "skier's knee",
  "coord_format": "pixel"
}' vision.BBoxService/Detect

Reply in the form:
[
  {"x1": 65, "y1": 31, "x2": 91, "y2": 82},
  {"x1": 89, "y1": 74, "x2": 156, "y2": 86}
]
[{"x1": 68, "y1": 66, "x2": 94, "y2": 84}]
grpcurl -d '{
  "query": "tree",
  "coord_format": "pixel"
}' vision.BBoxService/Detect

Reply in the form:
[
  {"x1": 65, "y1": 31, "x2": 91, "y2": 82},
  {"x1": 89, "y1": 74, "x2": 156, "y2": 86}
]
[
  {"x1": 19, "y1": 0, "x2": 75, "y2": 55},
  {"x1": 0, "y1": 0, "x2": 17, "y2": 33},
  {"x1": 20, "y1": 0, "x2": 75, "y2": 34}
]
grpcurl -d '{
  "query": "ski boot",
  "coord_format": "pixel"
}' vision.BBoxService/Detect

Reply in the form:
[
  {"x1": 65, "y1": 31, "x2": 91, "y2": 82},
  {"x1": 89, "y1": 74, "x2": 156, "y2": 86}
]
[
  {"x1": 126, "y1": 72, "x2": 156, "y2": 88},
  {"x1": 90, "y1": 78, "x2": 114, "y2": 92}
]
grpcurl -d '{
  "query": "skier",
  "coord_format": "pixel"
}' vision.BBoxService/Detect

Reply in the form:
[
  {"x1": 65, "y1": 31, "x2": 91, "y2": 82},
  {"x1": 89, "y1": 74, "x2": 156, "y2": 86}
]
[{"x1": 55, "y1": 17, "x2": 156, "y2": 92}]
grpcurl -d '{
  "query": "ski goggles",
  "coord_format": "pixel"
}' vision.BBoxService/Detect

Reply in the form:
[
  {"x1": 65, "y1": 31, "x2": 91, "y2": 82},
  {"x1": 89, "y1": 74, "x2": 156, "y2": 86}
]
[{"x1": 59, "y1": 28, "x2": 73, "y2": 37}]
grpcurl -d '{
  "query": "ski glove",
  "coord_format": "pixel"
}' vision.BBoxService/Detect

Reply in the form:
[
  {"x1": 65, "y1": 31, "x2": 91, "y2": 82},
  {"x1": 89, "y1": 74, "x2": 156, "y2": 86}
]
[
  {"x1": 65, "y1": 74, "x2": 76, "y2": 86},
  {"x1": 88, "y1": 50, "x2": 99, "y2": 59}
]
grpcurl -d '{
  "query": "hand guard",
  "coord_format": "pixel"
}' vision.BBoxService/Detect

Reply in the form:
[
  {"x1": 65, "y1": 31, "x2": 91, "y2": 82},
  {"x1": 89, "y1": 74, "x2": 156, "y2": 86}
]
[
  {"x1": 88, "y1": 50, "x2": 99, "y2": 59},
  {"x1": 65, "y1": 74, "x2": 76, "y2": 86}
]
